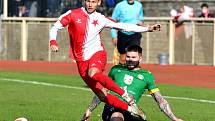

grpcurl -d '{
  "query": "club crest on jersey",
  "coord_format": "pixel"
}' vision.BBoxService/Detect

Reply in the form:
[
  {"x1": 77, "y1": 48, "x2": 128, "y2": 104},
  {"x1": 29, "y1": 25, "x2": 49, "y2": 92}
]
[
  {"x1": 124, "y1": 74, "x2": 134, "y2": 85},
  {"x1": 76, "y1": 19, "x2": 82, "y2": 23},
  {"x1": 138, "y1": 74, "x2": 144, "y2": 80},
  {"x1": 92, "y1": 19, "x2": 99, "y2": 27}
]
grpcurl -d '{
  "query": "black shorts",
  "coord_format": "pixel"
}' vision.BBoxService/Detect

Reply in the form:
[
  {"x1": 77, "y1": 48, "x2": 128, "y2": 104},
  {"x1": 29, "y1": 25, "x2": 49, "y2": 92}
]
[
  {"x1": 102, "y1": 104, "x2": 146, "y2": 121},
  {"x1": 117, "y1": 31, "x2": 142, "y2": 54}
]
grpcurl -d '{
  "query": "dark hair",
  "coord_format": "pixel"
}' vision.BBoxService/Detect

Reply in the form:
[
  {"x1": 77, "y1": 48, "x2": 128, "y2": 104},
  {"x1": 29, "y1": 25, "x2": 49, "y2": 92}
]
[
  {"x1": 126, "y1": 45, "x2": 142, "y2": 55},
  {"x1": 201, "y1": 3, "x2": 208, "y2": 8}
]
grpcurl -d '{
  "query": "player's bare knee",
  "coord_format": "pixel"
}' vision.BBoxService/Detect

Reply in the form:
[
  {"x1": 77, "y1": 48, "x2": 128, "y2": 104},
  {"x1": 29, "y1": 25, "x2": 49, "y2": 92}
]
[
  {"x1": 88, "y1": 67, "x2": 99, "y2": 77},
  {"x1": 110, "y1": 112, "x2": 124, "y2": 121}
]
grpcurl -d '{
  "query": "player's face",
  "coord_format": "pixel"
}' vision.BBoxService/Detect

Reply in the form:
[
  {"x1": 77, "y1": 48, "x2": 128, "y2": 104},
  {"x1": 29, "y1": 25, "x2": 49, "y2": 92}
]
[
  {"x1": 84, "y1": 0, "x2": 101, "y2": 14},
  {"x1": 125, "y1": 51, "x2": 142, "y2": 70},
  {"x1": 127, "y1": 0, "x2": 134, "y2": 4}
]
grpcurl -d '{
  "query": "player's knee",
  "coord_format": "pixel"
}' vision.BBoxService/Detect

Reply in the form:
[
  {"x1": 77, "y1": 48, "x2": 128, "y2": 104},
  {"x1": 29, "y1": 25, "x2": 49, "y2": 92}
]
[
  {"x1": 110, "y1": 112, "x2": 124, "y2": 121},
  {"x1": 88, "y1": 67, "x2": 99, "y2": 78}
]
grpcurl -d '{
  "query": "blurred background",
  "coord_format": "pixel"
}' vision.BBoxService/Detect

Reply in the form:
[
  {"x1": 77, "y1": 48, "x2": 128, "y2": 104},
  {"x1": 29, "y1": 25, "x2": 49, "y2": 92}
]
[
  {"x1": 0, "y1": 0, "x2": 214, "y2": 17},
  {"x1": 0, "y1": 0, "x2": 215, "y2": 66}
]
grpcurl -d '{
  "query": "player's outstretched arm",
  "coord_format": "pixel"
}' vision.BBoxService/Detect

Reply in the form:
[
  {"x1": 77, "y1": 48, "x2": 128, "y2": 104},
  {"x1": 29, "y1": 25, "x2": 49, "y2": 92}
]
[
  {"x1": 80, "y1": 95, "x2": 101, "y2": 121},
  {"x1": 49, "y1": 20, "x2": 65, "y2": 52},
  {"x1": 106, "y1": 18, "x2": 161, "y2": 33},
  {"x1": 151, "y1": 91, "x2": 183, "y2": 121}
]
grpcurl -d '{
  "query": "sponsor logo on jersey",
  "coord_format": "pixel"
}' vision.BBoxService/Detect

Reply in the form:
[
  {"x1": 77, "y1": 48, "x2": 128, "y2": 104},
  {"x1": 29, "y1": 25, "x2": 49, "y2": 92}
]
[
  {"x1": 76, "y1": 19, "x2": 82, "y2": 23},
  {"x1": 124, "y1": 74, "x2": 133, "y2": 85}
]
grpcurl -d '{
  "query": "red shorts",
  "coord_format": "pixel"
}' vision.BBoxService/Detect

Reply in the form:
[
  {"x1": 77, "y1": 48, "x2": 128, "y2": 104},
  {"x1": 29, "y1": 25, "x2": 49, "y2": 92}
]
[{"x1": 76, "y1": 50, "x2": 107, "y2": 93}]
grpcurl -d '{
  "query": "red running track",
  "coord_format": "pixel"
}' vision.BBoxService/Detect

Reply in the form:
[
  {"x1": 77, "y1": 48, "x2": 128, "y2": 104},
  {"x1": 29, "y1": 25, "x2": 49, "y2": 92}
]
[{"x1": 0, "y1": 60, "x2": 215, "y2": 89}]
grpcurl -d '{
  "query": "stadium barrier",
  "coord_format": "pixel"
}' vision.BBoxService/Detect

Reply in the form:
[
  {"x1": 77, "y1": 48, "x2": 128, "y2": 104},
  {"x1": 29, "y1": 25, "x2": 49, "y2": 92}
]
[{"x1": 0, "y1": 17, "x2": 214, "y2": 66}]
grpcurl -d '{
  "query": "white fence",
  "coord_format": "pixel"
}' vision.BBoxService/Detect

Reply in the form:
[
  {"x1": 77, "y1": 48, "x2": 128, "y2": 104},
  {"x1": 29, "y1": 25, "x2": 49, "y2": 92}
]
[{"x1": 0, "y1": 17, "x2": 215, "y2": 66}]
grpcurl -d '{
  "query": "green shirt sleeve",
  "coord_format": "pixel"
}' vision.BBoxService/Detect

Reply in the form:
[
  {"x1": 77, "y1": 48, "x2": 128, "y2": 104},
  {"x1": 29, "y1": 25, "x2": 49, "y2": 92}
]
[{"x1": 146, "y1": 72, "x2": 159, "y2": 94}]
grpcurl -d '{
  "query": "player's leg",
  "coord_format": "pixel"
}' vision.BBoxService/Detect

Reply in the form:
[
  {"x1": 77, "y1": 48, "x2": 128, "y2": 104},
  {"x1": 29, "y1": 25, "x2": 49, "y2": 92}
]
[
  {"x1": 117, "y1": 32, "x2": 142, "y2": 65},
  {"x1": 76, "y1": 52, "x2": 137, "y2": 114},
  {"x1": 83, "y1": 77, "x2": 128, "y2": 111},
  {"x1": 126, "y1": 33, "x2": 142, "y2": 49},
  {"x1": 88, "y1": 51, "x2": 135, "y2": 104},
  {"x1": 87, "y1": 50, "x2": 125, "y2": 96},
  {"x1": 76, "y1": 58, "x2": 130, "y2": 110},
  {"x1": 117, "y1": 32, "x2": 128, "y2": 65}
]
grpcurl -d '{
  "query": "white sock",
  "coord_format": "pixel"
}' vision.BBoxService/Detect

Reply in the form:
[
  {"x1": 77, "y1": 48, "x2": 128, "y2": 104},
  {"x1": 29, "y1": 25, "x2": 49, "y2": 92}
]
[
  {"x1": 127, "y1": 106, "x2": 132, "y2": 112},
  {"x1": 122, "y1": 90, "x2": 128, "y2": 98}
]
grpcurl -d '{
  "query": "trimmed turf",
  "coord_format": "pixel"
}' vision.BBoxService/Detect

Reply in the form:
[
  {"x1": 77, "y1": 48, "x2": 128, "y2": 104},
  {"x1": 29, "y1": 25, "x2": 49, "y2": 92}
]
[{"x1": 0, "y1": 71, "x2": 215, "y2": 121}]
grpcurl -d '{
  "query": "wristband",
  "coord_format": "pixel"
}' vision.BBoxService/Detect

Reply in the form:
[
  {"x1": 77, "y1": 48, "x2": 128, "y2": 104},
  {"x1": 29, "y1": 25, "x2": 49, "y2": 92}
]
[{"x1": 50, "y1": 40, "x2": 58, "y2": 46}]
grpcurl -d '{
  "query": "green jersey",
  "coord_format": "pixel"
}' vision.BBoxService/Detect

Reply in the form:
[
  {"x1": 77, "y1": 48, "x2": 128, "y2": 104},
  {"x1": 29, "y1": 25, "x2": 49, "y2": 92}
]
[{"x1": 108, "y1": 65, "x2": 159, "y2": 103}]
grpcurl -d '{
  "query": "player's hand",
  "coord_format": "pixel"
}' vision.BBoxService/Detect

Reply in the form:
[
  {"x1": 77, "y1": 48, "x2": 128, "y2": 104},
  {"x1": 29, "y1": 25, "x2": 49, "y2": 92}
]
[
  {"x1": 80, "y1": 109, "x2": 92, "y2": 121},
  {"x1": 137, "y1": 21, "x2": 144, "y2": 26},
  {"x1": 50, "y1": 45, "x2": 59, "y2": 52},
  {"x1": 148, "y1": 24, "x2": 161, "y2": 32},
  {"x1": 50, "y1": 40, "x2": 59, "y2": 52}
]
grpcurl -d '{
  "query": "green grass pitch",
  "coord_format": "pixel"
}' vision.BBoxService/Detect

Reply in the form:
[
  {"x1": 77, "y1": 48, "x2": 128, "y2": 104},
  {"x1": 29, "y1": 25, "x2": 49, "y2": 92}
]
[{"x1": 0, "y1": 71, "x2": 215, "y2": 121}]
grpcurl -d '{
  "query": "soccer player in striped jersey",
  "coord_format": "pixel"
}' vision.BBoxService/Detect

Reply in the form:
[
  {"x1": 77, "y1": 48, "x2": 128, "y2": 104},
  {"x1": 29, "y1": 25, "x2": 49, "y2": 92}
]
[{"x1": 81, "y1": 45, "x2": 183, "y2": 121}]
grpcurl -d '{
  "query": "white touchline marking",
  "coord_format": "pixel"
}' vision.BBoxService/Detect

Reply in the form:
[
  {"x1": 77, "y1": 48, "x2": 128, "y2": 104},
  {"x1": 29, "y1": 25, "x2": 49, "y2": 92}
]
[
  {"x1": 144, "y1": 95, "x2": 215, "y2": 104},
  {"x1": 1, "y1": 78, "x2": 215, "y2": 104},
  {"x1": 0, "y1": 78, "x2": 90, "y2": 91}
]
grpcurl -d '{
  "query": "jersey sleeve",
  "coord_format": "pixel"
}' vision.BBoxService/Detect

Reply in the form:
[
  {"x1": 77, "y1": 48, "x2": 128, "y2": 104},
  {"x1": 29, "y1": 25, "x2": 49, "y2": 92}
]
[
  {"x1": 105, "y1": 18, "x2": 149, "y2": 33},
  {"x1": 49, "y1": 10, "x2": 72, "y2": 41},
  {"x1": 146, "y1": 72, "x2": 159, "y2": 94}
]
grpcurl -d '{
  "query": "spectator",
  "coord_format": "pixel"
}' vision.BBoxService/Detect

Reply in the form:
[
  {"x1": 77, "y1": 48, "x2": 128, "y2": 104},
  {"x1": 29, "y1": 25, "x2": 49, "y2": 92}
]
[
  {"x1": 8, "y1": 0, "x2": 24, "y2": 17},
  {"x1": 47, "y1": 0, "x2": 60, "y2": 17},
  {"x1": 170, "y1": 5, "x2": 194, "y2": 39},
  {"x1": 19, "y1": 5, "x2": 29, "y2": 17},
  {"x1": 37, "y1": 0, "x2": 47, "y2": 17},
  {"x1": 28, "y1": 1, "x2": 38, "y2": 17},
  {"x1": 111, "y1": 0, "x2": 144, "y2": 64},
  {"x1": 198, "y1": 3, "x2": 214, "y2": 18},
  {"x1": 174, "y1": 5, "x2": 194, "y2": 25}
]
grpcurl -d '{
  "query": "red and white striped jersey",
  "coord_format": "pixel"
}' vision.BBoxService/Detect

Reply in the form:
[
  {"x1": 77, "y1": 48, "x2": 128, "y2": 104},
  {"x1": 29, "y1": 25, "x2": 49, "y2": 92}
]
[{"x1": 50, "y1": 7, "x2": 148, "y2": 61}]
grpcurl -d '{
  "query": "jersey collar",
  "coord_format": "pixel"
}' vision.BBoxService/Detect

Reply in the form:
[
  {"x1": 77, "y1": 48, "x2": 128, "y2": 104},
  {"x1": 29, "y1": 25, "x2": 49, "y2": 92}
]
[{"x1": 82, "y1": 7, "x2": 97, "y2": 16}]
